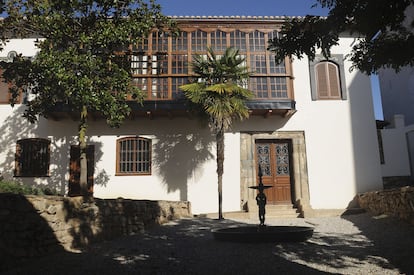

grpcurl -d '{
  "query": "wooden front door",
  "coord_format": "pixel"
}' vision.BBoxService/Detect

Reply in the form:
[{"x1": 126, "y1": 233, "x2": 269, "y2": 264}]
[
  {"x1": 255, "y1": 140, "x2": 293, "y2": 204},
  {"x1": 68, "y1": 145, "x2": 95, "y2": 196}
]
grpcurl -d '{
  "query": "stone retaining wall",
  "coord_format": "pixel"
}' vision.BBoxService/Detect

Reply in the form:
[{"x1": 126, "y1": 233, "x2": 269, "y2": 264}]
[
  {"x1": 357, "y1": 186, "x2": 414, "y2": 224},
  {"x1": 0, "y1": 193, "x2": 191, "y2": 269}
]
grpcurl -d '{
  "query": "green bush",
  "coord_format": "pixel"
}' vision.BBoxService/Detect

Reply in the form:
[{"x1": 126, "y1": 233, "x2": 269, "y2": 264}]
[{"x1": 0, "y1": 180, "x2": 58, "y2": 195}]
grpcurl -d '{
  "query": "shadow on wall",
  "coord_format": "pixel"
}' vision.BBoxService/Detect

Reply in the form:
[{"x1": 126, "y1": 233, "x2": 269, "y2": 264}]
[
  {"x1": 348, "y1": 72, "x2": 383, "y2": 193},
  {"x1": 0, "y1": 104, "x2": 110, "y2": 195},
  {"x1": 0, "y1": 105, "x2": 37, "y2": 180},
  {"x1": 153, "y1": 132, "x2": 214, "y2": 201}
]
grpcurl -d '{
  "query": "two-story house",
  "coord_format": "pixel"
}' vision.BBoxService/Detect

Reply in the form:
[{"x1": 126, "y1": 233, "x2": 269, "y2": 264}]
[{"x1": 0, "y1": 16, "x2": 383, "y2": 216}]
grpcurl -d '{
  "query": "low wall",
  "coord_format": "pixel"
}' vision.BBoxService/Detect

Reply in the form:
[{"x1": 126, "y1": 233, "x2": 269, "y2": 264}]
[
  {"x1": 357, "y1": 186, "x2": 414, "y2": 224},
  {"x1": 0, "y1": 193, "x2": 191, "y2": 269}
]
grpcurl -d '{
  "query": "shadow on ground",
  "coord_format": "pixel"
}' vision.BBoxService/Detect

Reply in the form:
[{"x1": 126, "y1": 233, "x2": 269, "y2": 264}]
[
  {"x1": 3, "y1": 213, "x2": 414, "y2": 274},
  {"x1": 272, "y1": 213, "x2": 414, "y2": 274},
  {"x1": 3, "y1": 218, "x2": 326, "y2": 275}
]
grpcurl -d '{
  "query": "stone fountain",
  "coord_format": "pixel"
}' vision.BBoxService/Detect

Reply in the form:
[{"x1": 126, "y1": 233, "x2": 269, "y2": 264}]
[{"x1": 212, "y1": 165, "x2": 314, "y2": 242}]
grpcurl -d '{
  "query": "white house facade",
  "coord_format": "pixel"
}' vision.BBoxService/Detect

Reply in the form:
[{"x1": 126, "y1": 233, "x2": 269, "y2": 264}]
[{"x1": 0, "y1": 16, "x2": 383, "y2": 216}]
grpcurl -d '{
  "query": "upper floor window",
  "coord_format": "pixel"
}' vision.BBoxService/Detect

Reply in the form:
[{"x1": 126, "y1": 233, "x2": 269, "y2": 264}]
[
  {"x1": 131, "y1": 54, "x2": 148, "y2": 75},
  {"x1": 309, "y1": 55, "x2": 347, "y2": 100},
  {"x1": 133, "y1": 38, "x2": 149, "y2": 52},
  {"x1": 0, "y1": 69, "x2": 22, "y2": 104},
  {"x1": 116, "y1": 137, "x2": 151, "y2": 175},
  {"x1": 172, "y1": 32, "x2": 188, "y2": 52},
  {"x1": 211, "y1": 30, "x2": 227, "y2": 51},
  {"x1": 229, "y1": 30, "x2": 247, "y2": 51},
  {"x1": 15, "y1": 138, "x2": 50, "y2": 177},
  {"x1": 152, "y1": 31, "x2": 169, "y2": 52},
  {"x1": 172, "y1": 54, "x2": 188, "y2": 74},
  {"x1": 249, "y1": 31, "x2": 266, "y2": 52},
  {"x1": 191, "y1": 30, "x2": 207, "y2": 52}
]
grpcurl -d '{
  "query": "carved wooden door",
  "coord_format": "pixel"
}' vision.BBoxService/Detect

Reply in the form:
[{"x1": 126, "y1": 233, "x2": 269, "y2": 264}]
[{"x1": 255, "y1": 140, "x2": 292, "y2": 204}]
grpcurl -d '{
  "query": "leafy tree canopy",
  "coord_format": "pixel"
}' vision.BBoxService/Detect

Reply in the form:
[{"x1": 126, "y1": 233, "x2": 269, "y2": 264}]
[
  {"x1": 0, "y1": 0, "x2": 174, "y2": 126},
  {"x1": 269, "y1": 0, "x2": 414, "y2": 74},
  {"x1": 181, "y1": 47, "x2": 253, "y2": 132}
]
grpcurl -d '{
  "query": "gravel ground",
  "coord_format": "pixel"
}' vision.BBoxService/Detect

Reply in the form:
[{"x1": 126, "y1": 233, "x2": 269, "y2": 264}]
[{"x1": 2, "y1": 212, "x2": 414, "y2": 275}]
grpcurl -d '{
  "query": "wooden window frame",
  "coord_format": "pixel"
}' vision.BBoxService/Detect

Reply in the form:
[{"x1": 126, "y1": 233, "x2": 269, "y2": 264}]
[
  {"x1": 116, "y1": 137, "x2": 152, "y2": 176},
  {"x1": 129, "y1": 26, "x2": 294, "y2": 101},
  {"x1": 229, "y1": 30, "x2": 247, "y2": 52},
  {"x1": 171, "y1": 54, "x2": 188, "y2": 75},
  {"x1": 309, "y1": 54, "x2": 347, "y2": 100},
  {"x1": 0, "y1": 68, "x2": 22, "y2": 104},
  {"x1": 210, "y1": 30, "x2": 227, "y2": 52},
  {"x1": 15, "y1": 138, "x2": 50, "y2": 177},
  {"x1": 191, "y1": 30, "x2": 208, "y2": 52}
]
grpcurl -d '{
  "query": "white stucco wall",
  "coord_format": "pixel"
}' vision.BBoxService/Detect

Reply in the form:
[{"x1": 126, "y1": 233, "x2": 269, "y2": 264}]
[
  {"x1": 381, "y1": 115, "x2": 412, "y2": 177},
  {"x1": 0, "y1": 37, "x2": 383, "y2": 214}
]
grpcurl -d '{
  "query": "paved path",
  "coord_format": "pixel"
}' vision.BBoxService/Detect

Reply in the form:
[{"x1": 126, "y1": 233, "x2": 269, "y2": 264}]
[{"x1": 2, "y1": 212, "x2": 414, "y2": 274}]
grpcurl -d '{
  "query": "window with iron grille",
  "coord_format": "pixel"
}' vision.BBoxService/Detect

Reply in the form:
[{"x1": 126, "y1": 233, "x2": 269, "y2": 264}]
[
  {"x1": 116, "y1": 137, "x2": 151, "y2": 175},
  {"x1": 15, "y1": 138, "x2": 50, "y2": 177}
]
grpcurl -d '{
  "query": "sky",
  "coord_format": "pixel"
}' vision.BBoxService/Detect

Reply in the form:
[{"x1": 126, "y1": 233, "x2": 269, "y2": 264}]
[
  {"x1": 156, "y1": 0, "x2": 329, "y2": 17},
  {"x1": 156, "y1": 0, "x2": 384, "y2": 120}
]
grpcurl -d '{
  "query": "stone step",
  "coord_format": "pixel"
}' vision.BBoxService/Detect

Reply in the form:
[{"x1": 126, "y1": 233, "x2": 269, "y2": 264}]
[{"x1": 249, "y1": 204, "x2": 300, "y2": 219}]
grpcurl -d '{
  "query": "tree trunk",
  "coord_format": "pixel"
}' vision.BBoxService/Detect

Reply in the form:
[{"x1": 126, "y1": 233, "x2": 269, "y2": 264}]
[
  {"x1": 79, "y1": 105, "x2": 89, "y2": 197},
  {"x1": 216, "y1": 128, "x2": 225, "y2": 220}
]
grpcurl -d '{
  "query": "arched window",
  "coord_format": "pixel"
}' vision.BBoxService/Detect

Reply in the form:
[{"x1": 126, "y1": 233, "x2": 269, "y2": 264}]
[
  {"x1": 116, "y1": 137, "x2": 152, "y2": 175},
  {"x1": 315, "y1": 61, "x2": 341, "y2": 99},
  {"x1": 309, "y1": 55, "x2": 347, "y2": 100},
  {"x1": 15, "y1": 138, "x2": 50, "y2": 177}
]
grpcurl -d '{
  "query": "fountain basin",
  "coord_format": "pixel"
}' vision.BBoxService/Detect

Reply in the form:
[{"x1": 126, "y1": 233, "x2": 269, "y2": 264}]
[{"x1": 212, "y1": 226, "x2": 314, "y2": 242}]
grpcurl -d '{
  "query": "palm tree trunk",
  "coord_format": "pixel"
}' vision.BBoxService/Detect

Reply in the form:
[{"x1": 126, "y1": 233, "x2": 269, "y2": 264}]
[
  {"x1": 79, "y1": 105, "x2": 89, "y2": 197},
  {"x1": 216, "y1": 128, "x2": 225, "y2": 220}
]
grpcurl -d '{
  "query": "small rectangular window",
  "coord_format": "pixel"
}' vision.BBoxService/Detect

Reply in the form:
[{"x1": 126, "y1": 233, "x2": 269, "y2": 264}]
[
  {"x1": 116, "y1": 137, "x2": 152, "y2": 175},
  {"x1": 15, "y1": 138, "x2": 50, "y2": 177}
]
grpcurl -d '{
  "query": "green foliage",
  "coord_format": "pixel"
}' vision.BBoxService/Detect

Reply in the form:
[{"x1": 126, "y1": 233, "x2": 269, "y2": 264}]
[
  {"x1": 180, "y1": 47, "x2": 253, "y2": 132},
  {"x1": 1, "y1": 0, "x2": 174, "y2": 127},
  {"x1": 180, "y1": 47, "x2": 253, "y2": 220},
  {"x1": 1, "y1": 0, "x2": 174, "y2": 196},
  {"x1": 0, "y1": 180, "x2": 58, "y2": 195},
  {"x1": 269, "y1": 0, "x2": 414, "y2": 74}
]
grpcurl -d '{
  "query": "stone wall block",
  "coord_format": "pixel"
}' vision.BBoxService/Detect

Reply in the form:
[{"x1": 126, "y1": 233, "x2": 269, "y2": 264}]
[
  {"x1": 358, "y1": 186, "x2": 414, "y2": 224},
  {"x1": 0, "y1": 194, "x2": 191, "y2": 266}
]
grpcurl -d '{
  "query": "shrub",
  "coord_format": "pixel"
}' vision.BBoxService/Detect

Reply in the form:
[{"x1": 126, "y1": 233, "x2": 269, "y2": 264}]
[{"x1": 0, "y1": 180, "x2": 58, "y2": 195}]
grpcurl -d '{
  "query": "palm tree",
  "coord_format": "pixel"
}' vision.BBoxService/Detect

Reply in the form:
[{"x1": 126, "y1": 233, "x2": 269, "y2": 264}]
[{"x1": 180, "y1": 47, "x2": 253, "y2": 219}]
